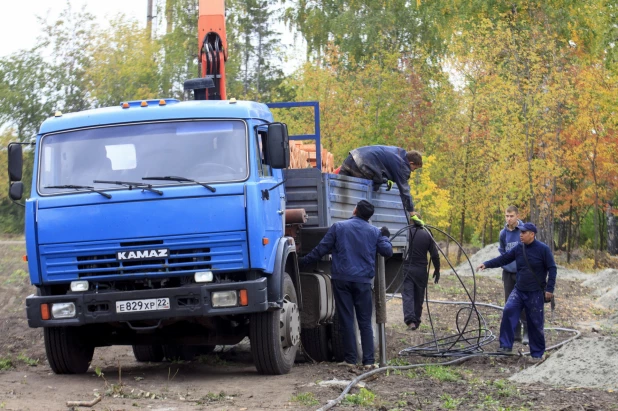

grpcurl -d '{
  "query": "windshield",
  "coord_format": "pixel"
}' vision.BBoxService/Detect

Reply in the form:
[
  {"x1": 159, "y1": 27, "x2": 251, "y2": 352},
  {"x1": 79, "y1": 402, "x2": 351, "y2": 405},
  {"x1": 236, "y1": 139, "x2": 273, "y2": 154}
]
[{"x1": 38, "y1": 120, "x2": 248, "y2": 195}]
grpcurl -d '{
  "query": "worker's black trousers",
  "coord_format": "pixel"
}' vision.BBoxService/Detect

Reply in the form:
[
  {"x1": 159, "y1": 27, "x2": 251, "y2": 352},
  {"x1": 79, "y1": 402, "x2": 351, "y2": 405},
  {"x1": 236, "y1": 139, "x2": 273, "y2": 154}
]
[
  {"x1": 332, "y1": 279, "x2": 374, "y2": 365},
  {"x1": 402, "y1": 268, "x2": 427, "y2": 326}
]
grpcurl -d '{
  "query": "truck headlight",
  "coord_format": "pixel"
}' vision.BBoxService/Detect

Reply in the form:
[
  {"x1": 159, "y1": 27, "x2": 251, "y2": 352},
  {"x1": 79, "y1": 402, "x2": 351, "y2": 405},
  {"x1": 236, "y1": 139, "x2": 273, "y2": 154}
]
[
  {"x1": 51, "y1": 303, "x2": 76, "y2": 319},
  {"x1": 194, "y1": 271, "x2": 213, "y2": 283},
  {"x1": 70, "y1": 280, "x2": 89, "y2": 292},
  {"x1": 211, "y1": 291, "x2": 238, "y2": 307}
]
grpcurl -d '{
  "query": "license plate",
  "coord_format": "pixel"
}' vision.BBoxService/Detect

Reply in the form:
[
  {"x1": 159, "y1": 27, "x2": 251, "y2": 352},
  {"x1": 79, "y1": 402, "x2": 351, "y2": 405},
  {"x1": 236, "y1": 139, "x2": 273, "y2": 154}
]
[{"x1": 116, "y1": 298, "x2": 170, "y2": 313}]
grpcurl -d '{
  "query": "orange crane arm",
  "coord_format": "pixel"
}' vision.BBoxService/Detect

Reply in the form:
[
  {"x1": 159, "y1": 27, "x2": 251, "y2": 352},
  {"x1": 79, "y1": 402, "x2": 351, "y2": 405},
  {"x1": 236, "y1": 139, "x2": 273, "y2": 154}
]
[{"x1": 198, "y1": 0, "x2": 228, "y2": 100}]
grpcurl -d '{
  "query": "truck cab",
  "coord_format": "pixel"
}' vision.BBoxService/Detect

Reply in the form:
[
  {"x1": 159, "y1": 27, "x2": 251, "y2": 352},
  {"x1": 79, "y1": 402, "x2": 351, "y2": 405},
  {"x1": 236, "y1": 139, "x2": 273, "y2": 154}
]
[{"x1": 9, "y1": 98, "x2": 301, "y2": 375}]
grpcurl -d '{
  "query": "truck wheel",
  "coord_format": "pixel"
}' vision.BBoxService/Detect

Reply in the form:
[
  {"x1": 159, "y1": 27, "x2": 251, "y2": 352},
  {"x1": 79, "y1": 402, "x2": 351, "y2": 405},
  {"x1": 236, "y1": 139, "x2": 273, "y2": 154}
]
[
  {"x1": 44, "y1": 327, "x2": 94, "y2": 374},
  {"x1": 250, "y1": 273, "x2": 300, "y2": 375},
  {"x1": 301, "y1": 325, "x2": 331, "y2": 362},
  {"x1": 132, "y1": 345, "x2": 164, "y2": 362}
]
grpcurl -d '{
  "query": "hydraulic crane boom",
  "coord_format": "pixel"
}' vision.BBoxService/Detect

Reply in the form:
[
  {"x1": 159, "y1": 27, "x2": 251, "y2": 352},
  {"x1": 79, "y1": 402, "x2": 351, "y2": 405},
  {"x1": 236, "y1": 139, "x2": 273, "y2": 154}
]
[{"x1": 198, "y1": 0, "x2": 228, "y2": 100}]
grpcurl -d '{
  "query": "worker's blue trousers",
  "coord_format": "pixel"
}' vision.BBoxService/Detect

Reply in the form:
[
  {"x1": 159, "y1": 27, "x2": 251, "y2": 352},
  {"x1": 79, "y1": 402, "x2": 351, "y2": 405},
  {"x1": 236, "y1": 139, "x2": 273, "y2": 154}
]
[
  {"x1": 332, "y1": 279, "x2": 374, "y2": 365},
  {"x1": 499, "y1": 288, "x2": 546, "y2": 358}
]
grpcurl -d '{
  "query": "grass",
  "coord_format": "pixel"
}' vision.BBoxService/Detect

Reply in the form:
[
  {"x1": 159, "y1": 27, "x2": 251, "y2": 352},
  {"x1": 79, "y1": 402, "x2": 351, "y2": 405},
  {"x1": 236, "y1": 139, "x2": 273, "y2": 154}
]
[
  {"x1": 424, "y1": 365, "x2": 461, "y2": 382},
  {"x1": 342, "y1": 388, "x2": 376, "y2": 407},
  {"x1": 492, "y1": 379, "x2": 518, "y2": 398},
  {"x1": 17, "y1": 353, "x2": 38, "y2": 366},
  {"x1": 291, "y1": 392, "x2": 320, "y2": 406},
  {"x1": 3, "y1": 269, "x2": 28, "y2": 285},
  {"x1": 197, "y1": 354, "x2": 228, "y2": 366},
  {"x1": 441, "y1": 393, "x2": 462, "y2": 409},
  {"x1": 201, "y1": 391, "x2": 228, "y2": 402},
  {"x1": 386, "y1": 358, "x2": 410, "y2": 366},
  {"x1": 0, "y1": 358, "x2": 13, "y2": 371}
]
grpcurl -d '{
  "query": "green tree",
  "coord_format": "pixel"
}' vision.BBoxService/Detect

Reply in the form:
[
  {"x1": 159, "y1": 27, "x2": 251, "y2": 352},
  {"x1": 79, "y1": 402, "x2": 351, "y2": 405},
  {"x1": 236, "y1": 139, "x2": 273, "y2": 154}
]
[
  {"x1": 0, "y1": 51, "x2": 55, "y2": 140},
  {"x1": 40, "y1": 3, "x2": 96, "y2": 113},
  {"x1": 85, "y1": 17, "x2": 161, "y2": 107}
]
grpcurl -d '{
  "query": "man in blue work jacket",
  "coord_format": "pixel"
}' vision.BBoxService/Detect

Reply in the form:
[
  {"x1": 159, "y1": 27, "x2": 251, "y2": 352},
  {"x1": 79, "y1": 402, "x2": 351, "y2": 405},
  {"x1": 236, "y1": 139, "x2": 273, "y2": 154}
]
[
  {"x1": 477, "y1": 223, "x2": 557, "y2": 359},
  {"x1": 300, "y1": 200, "x2": 393, "y2": 367},
  {"x1": 338, "y1": 146, "x2": 422, "y2": 213}
]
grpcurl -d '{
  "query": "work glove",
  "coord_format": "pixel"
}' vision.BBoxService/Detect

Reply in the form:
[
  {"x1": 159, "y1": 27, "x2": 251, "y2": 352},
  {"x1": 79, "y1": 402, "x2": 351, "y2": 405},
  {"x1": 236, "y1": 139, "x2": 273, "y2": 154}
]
[
  {"x1": 386, "y1": 180, "x2": 394, "y2": 191},
  {"x1": 411, "y1": 214, "x2": 424, "y2": 227},
  {"x1": 380, "y1": 226, "x2": 390, "y2": 238},
  {"x1": 432, "y1": 270, "x2": 440, "y2": 284}
]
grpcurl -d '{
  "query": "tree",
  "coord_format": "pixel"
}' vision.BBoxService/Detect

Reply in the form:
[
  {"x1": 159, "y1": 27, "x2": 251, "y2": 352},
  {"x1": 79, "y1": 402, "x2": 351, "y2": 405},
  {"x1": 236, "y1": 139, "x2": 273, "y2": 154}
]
[
  {"x1": 0, "y1": 51, "x2": 56, "y2": 140},
  {"x1": 85, "y1": 17, "x2": 161, "y2": 107},
  {"x1": 39, "y1": 3, "x2": 96, "y2": 113}
]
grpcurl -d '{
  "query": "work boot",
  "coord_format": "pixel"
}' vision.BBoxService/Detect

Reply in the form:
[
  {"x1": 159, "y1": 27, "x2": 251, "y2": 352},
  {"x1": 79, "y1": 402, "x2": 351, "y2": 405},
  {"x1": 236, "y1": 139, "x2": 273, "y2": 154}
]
[
  {"x1": 496, "y1": 347, "x2": 514, "y2": 355},
  {"x1": 337, "y1": 361, "x2": 355, "y2": 367},
  {"x1": 522, "y1": 324, "x2": 529, "y2": 346},
  {"x1": 407, "y1": 321, "x2": 420, "y2": 331}
]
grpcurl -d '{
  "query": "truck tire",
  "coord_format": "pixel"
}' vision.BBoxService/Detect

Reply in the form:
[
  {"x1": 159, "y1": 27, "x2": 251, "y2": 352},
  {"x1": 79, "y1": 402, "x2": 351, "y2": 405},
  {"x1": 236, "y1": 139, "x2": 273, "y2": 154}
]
[
  {"x1": 301, "y1": 325, "x2": 331, "y2": 362},
  {"x1": 132, "y1": 345, "x2": 164, "y2": 362},
  {"x1": 44, "y1": 327, "x2": 94, "y2": 374},
  {"x1": 330, "y1": 304, "x2": 379, "y2": 363},
  {"x1": 250, "y1": 273, "x2": 300, "y2": 375}
]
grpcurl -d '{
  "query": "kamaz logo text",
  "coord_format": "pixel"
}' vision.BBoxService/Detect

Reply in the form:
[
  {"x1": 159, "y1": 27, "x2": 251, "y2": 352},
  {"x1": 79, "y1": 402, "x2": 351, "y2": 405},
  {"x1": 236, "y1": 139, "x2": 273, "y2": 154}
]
[{"x1": 116, "y1": 249, "x2": 169, "y2": 261}]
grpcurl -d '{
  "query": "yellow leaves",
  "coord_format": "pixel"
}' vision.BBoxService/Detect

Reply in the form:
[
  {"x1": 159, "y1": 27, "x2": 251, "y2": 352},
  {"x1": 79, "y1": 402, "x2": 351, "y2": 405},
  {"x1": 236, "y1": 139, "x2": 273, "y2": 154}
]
[{"x1": 410, "y1": 155, "x2": 451, "y2": 228}]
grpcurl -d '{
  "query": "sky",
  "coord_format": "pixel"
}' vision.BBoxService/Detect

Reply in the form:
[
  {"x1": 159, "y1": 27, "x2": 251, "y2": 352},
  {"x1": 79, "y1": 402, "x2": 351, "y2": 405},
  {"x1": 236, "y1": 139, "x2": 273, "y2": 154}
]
[
  {"x1": 0, "y1": 0, "x2": 146, "y2": 57},
  {"x1": 0, "y1": 0, "x2": 303, "y2": 72}
]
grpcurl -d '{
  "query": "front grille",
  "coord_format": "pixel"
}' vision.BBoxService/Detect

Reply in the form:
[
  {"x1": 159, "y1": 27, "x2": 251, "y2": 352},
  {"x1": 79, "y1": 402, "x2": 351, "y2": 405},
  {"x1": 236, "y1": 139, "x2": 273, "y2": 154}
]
[
  {"x1": 40, "y1": 233, "x2": 247, "y2": 280},
  {"x1": 76, "y1": 247, "x2": 212, "y2": 277}
]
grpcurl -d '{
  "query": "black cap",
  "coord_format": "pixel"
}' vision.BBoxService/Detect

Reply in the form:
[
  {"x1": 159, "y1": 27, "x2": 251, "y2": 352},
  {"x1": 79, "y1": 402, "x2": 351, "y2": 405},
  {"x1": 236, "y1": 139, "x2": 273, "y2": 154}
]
[{"x1": 356, "y1": 200, "x2": 375, "y2": 221}]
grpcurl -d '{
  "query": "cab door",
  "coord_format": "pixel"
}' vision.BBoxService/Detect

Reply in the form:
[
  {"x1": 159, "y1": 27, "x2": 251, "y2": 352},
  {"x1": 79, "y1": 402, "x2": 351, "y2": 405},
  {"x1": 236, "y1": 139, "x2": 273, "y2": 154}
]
[{"x1": 255, "y1": 128, "x2": 285, "y2": 257}]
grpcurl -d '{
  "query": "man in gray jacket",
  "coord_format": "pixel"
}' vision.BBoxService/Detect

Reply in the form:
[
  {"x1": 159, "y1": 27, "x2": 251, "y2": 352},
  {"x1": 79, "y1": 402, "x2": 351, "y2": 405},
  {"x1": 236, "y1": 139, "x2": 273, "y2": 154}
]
[{"x1": 499, "y1": 206, "x2": 526, "y2": 344}]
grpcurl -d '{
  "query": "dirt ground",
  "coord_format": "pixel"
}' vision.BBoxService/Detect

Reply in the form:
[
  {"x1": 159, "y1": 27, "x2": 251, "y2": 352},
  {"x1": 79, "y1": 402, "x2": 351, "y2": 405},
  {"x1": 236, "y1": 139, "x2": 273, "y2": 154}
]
[{"x1": 1, "y1": 241, "x2": 617, "y2": 411}]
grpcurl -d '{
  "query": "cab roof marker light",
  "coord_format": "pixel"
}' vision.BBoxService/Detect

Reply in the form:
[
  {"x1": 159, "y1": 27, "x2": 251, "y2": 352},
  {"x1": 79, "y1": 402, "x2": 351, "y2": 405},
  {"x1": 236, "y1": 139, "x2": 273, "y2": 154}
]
[
  {"x1": 123, "y1": 99, "x2": 180, "y2": 108},
  {"x1": 54, "y1": 111, "x2": 62, "y2": 117}
]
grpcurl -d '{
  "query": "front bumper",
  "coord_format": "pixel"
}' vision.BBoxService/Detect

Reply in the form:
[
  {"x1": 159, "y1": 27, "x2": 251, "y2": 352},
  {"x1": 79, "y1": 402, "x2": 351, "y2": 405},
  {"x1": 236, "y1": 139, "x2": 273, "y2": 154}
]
[{"x1": 26, "y1": 277, "x2": 268, "y2": 328}]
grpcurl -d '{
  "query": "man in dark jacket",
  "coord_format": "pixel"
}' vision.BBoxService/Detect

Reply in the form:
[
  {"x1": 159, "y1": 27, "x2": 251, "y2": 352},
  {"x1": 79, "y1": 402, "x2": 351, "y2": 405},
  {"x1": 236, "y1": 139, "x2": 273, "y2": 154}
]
[
  {"x1": 402, "y1": 213, "x2": 441, "y2": 330},
  {"x1": 478, "y1": 223, "x2": 557, "y2": 359},
  {"x1": 300, "y1": 200, "x2": 393, "y2": 367},
  {"x1": 498, "y1": 205, "x2": 526, "y2": 343},
  {"x1": 338, "y1": 146, "x2": 422, "y2": 213}
]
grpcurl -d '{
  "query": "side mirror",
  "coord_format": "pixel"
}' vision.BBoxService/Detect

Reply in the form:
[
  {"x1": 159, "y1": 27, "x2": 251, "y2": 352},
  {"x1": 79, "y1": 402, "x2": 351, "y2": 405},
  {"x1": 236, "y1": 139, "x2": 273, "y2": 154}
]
[
  {"x1": 9, "y1": 182, "x2": 23, "y2": 201},
  {"x1": 266, "y1": 123, "x2": 290, "y2": 169},
  {"x1": 8, "y1": 143, "x2": 23, "y2": 181}
]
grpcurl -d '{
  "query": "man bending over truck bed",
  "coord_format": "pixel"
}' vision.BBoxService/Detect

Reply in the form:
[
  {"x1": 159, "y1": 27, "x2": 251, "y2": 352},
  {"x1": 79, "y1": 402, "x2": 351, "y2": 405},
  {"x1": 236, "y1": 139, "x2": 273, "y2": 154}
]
[{"x1": 338, "y1": 145, "x2": 422, "y2": 213}]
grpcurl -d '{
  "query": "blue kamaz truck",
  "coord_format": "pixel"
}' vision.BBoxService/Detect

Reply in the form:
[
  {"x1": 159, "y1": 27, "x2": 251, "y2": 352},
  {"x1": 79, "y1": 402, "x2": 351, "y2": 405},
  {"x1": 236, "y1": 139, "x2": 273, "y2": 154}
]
[{"x1": 7, "y1": 91, "x2": 407, "y2": 376}]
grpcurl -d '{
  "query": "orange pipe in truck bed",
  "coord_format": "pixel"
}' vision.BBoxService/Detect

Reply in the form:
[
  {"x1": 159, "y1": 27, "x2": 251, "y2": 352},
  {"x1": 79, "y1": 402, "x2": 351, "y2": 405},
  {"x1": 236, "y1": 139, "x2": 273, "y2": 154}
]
[{"x1": 198, "y1": 0, "x2": 228, "y2": 100}]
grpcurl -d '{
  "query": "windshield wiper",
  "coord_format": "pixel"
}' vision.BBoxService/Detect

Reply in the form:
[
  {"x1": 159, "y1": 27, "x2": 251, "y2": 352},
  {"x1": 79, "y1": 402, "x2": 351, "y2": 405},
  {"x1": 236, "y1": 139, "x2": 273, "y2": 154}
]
[
  {"x1": 44, "y1": 185, "x2": 112, "y2": 199},
  {"x1": 142, "y1": 176, "x2": 216, "y2": 192},
  {"x1": 93, "y1": 180, "x2": 163, "y2": 196}
]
